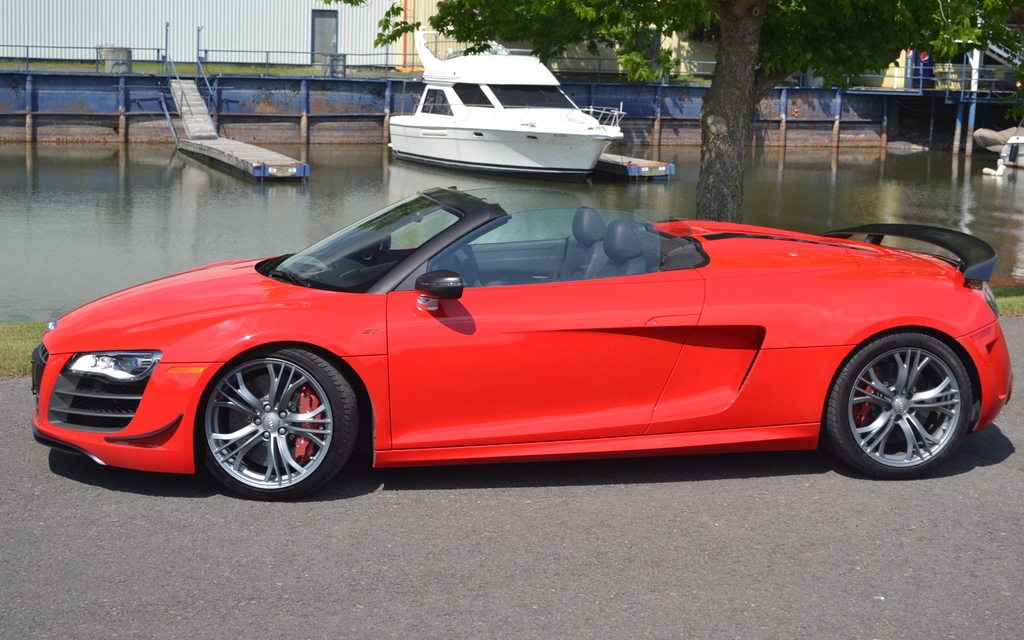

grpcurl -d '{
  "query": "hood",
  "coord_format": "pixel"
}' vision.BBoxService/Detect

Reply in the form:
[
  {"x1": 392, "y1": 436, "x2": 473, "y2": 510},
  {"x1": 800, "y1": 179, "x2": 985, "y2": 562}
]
[{"x1": 44, "y1": 259, "x2": 337, "y2": 357}]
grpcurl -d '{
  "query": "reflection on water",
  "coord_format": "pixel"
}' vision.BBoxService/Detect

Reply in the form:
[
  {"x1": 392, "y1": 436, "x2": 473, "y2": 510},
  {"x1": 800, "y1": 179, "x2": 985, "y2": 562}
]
[{"x1": 0, "y1": 143, "x2": 1021, "y2": 322}]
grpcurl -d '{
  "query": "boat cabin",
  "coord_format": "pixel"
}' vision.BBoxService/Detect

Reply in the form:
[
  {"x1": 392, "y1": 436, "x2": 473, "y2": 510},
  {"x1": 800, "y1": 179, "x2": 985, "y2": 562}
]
[{"x1": 417, "y1": 82, "x2": 578, "y2": 116}]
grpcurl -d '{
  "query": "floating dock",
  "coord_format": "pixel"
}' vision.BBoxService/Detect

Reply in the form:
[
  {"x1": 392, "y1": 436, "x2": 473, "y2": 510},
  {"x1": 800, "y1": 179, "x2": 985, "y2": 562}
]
[
  {"x1": 171, "y1": 79, "x2": 309, "y2": 180},
  {"x1": 595, "y1": 153, "x2": 675, "y2": 180}
]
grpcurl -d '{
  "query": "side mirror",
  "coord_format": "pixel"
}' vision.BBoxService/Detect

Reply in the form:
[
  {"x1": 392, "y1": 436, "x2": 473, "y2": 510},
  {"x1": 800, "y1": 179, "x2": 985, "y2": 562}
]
[{"x1": 414, "y1": 269, "x2": 464, "y2": 311}]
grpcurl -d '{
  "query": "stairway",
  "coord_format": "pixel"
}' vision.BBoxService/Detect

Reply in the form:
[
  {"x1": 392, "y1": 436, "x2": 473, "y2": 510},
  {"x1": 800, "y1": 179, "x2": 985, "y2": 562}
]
[
  {"x1": 988, "y1": 41, "x2": 1021, "y2": 68},
  {"x1": 171, "y1": 78, "x2": 218, "y2": 140}
]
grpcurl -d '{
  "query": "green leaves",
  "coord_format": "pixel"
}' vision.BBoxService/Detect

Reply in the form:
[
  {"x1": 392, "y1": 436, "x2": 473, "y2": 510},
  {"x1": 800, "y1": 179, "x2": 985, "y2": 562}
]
[
  {"x1": 328, "y1": 0, "x2": 1019, "y2": 87},
  {"x1": 329, "y1": 0, "x2": 1022, "y2": 222},
  {"x1": 373, "y1": 2, "x2": 420, "y2": 48}
]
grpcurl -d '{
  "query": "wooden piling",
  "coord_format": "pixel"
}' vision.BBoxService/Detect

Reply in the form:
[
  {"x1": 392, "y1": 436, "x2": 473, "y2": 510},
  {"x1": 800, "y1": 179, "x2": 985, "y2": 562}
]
[
  {"x1": 778, "y1": 88, "x2": 787, "y2": 149},
  {"x1": 24, "y1": 75, "x2": 33, "y2": 143},
  {"x1": 952, "y1": 102, "x2": 964, "y2": 156},
  {"x1": 831, "y1": 89, "x2": 841, "y2": 149},
  {"x1": 965, "y1": 101, "x2": 977, "y2": 157}
]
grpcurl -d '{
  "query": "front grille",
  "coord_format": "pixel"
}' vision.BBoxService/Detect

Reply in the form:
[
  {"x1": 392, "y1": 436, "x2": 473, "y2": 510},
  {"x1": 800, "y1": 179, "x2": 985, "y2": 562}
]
[
  {"x1": 31, "y1": 343, "x2": 48, "y2": 397},
  {"x1": 31, "y1": 344, "x2": 48, "y2": 411},
  {"x1": 48, "y1": 371, "x2": 148, "y2": 432}
]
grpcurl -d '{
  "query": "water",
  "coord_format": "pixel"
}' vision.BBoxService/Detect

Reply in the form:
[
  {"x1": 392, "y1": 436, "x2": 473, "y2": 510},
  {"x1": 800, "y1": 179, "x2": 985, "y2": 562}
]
[{"x1": 1, "y1": 143, "x2": 1022, "y2": 323}]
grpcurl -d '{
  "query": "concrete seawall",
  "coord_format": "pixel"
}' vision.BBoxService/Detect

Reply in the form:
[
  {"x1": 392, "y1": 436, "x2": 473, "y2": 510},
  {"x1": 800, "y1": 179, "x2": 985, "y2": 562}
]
[{"x1": 0, "y1": 71, "x2": 1002, "y2": 148}]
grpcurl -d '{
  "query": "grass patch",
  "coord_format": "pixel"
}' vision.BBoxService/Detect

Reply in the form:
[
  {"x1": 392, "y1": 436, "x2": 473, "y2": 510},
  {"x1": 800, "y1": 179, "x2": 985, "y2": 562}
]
[
  {"x1": 0, "y1": 288, "x2": 1020, "y2": 377},
  {"x1": 0, "y1": 58, "x2": 372, "y2": 78},
  {"x1": 992, "y1": 286, "x2": 1024, "y2": 318},
  {"x1": 0, "y1": 322, "x2": 46, "y2": 378}
]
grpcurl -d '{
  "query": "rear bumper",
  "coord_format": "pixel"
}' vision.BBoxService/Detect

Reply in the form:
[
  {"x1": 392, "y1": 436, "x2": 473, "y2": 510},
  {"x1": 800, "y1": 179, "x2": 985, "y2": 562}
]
[{"x1": 959, "y1": 319, "x2": 1013, "y2": 432}]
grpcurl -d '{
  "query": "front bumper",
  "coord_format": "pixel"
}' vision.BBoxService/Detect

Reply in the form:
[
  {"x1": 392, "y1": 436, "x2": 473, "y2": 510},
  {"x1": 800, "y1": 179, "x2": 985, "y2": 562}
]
[{"x1": 32, "y1": 349, "x2": 218, "y2": 474}]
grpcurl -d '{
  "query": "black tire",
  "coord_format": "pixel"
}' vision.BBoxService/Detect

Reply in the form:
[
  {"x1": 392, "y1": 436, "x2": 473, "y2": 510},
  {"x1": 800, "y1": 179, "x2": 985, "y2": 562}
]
[
  {"x1": 824, "y1": 332, "x2": 973, "y2": 478},
  {"x1": 200, "y1": 348, "x2": 358, "y2": 500}
]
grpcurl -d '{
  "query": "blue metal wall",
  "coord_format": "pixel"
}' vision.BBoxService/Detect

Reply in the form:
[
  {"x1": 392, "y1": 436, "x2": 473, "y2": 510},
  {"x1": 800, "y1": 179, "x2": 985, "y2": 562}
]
[
  {"x1": 0, "y1": 71, "x2": 892, "y2": 146},
  {"x1": 0, "y1": 72, "x2": 889, "y2": 123},
  {"x1": 0, "y1": 73, "x2": 167, "y2": 114}
]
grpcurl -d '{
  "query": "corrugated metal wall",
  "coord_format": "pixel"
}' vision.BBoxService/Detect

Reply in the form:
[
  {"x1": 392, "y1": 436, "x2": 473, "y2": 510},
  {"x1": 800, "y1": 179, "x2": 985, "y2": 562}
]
[{"x1": 1, "y1": 0, "x2": 396, "y2": 65}]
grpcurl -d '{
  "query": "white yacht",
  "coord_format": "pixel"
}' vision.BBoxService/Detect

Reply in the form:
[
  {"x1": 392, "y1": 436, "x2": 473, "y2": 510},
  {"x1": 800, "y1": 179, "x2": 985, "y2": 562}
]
[{"x1": 388, "y1": 33, "x2": 624, "y2": 179}]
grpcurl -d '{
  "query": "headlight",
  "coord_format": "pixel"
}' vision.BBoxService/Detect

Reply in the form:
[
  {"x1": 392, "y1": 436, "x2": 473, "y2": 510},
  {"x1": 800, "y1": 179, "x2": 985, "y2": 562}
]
[{"x1": 66, "y1": 351, "x2": 163, "y2": 382}]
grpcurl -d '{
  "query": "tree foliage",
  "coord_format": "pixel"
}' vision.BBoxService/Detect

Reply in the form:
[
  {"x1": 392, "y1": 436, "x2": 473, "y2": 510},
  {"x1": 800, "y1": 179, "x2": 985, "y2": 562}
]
[
  {"x1": 332, "y1": 0, "x2": 1021, "y2": 221},
  {"x1": 341, "y1": 0, "x2": 1017, "y2": 86}
]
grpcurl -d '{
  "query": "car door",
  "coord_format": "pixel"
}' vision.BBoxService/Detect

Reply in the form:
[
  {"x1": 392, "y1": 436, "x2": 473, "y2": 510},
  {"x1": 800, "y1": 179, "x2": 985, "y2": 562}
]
[
  {"x1": 386, "y1": 273, "x2": 704, "y2": 449},
  {"x1": 383, "y1": 207, "x2": 705, "y2": 450}
]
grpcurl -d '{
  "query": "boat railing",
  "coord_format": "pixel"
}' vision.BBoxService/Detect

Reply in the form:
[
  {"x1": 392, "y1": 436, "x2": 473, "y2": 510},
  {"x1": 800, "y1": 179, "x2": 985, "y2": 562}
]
[{"x1": 581, "y1": 105, "x2": 625, "y2": 128}]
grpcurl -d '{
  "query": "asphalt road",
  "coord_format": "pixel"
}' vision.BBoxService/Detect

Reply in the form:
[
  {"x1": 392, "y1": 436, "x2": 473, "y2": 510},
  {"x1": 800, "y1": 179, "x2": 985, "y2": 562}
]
[{"x1": 2, "y1": 322, "x2": 1023, "y2": 639}]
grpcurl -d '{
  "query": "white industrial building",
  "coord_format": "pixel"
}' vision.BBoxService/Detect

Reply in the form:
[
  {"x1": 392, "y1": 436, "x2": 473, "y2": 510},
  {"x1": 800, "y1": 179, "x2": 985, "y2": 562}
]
[{"x1": 1, "y1": 0, "x2": 439, "y2": 68}]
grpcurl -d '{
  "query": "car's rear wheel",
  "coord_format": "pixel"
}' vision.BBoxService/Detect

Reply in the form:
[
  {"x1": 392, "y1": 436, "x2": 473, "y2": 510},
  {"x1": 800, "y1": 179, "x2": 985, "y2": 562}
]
[
  {"x1": 201, "y1": 348, "x2": 357, "y2": 500},
  {"x1": 824, "y1": 332, "x2": 973, "y2": 478}
]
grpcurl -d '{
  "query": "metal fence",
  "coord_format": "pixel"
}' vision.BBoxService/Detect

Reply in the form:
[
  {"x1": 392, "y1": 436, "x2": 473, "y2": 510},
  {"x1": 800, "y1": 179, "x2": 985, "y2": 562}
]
[
  {"x1": 0, "y1": 44, "x2": 160, "y2": 73},
  {"x1": 1, "y1": 40, "x2": 1018, "y2": 104},
  {"x1": 197, "y1": 47, "x2": 391, "y2": 77}
]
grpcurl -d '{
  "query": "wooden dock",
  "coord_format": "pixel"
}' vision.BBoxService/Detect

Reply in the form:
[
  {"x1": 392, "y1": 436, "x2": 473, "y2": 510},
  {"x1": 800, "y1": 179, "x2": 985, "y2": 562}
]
[
  {"x1": 594, "y1": 153, "x2": 675, "y2": 180},
  {"x1": 171, "y1": 79, "x2": 309, "y2": 180}
]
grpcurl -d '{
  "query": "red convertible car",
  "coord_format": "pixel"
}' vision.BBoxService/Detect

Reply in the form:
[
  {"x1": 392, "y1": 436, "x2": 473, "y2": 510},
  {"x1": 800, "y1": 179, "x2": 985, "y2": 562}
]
[{"x1": 31, "y1": 187, "x2": 1012, "y2": 499}]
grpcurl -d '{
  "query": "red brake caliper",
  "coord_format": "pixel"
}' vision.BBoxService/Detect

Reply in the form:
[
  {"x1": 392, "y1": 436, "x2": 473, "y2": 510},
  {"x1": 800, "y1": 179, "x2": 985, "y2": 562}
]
[
  {"x1": 293, "y1": 385, "x2": 320, "y2": 465},
  {"x1": 852, "y1": 366, "x2": 881, "y2": 425}
]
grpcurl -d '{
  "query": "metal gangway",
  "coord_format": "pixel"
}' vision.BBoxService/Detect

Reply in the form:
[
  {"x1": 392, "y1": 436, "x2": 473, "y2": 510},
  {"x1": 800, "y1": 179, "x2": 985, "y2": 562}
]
[{"x1": 161, "y1": 57, "x2": 309, "y2": 180}]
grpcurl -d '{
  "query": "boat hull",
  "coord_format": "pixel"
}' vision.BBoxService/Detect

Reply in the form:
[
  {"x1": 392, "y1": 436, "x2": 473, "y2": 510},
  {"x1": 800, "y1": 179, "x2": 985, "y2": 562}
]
[{"x1": 389, "y1": 120, "x2": 617, "y2": 178}]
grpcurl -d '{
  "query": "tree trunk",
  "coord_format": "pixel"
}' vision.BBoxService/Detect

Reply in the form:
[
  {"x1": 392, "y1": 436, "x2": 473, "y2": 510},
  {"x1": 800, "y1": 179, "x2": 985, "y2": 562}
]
[{"x1": 696, "y1": 0, "x2": 768, "y2": 222}]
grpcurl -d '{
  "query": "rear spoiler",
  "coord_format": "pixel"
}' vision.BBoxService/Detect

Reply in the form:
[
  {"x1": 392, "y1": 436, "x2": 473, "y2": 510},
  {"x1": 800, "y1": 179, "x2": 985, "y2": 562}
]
[{"x1": 822, "y1": 223, "x2": 997, "y2": 282}]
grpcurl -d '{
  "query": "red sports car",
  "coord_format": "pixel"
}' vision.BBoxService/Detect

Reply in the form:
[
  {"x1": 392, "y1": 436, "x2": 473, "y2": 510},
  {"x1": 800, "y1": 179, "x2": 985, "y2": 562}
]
[{"x1": 31, "y1": 187, "x2": 1012, "y2": 499}]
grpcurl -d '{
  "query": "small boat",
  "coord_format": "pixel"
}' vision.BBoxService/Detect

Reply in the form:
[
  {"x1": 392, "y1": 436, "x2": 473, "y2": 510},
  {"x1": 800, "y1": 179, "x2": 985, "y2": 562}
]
[
  {"x1": 997, "y1": 135, "x2": 1024, "y2": 168},
  {"x1": 388, "y1": 32, "x2": 624, "y2": 179},
  {"x1": 973, "y1": 126, "x2": 1024, "y2": 153},
  {"x1": 985, "y1": 135, "x2": 1023, "y2": 175}
]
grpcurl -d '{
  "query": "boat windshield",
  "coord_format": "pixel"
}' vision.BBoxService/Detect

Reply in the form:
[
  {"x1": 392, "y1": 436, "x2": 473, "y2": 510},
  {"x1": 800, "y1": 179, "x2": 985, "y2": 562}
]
[
  {"x1": 453, "y1": 83, "x2": 493, "y2": 107},
  {"x1": 272, "y1": 195, "x2": 461, "y2": 292},
  {"x1": 487, "y1": 85, "x2": 576, "y2": 109}
]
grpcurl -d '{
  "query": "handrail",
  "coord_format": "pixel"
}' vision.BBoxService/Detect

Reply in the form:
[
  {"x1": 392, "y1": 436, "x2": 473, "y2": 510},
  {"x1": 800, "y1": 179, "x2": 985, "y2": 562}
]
[
  {"x1": 165, "y1": 53, "x2": 192, "y2": 119},
  {"x1": 196, "y1": 59, "x2": 215, "y2": 111},
  {"x1": 158, "y1": 96, "x2": 179, "y2": 146},
  {"x1": 164, "y1": 51, "x2": 219, "y2": 140}
]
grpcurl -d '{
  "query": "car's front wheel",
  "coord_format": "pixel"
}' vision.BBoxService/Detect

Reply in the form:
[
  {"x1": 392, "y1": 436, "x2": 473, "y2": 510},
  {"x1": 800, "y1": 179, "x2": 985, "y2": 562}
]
[
  {"x1": 201, "y1": 348, "x2": 357, "y2": 499},
  {"x1": 824, "y1": 332, "x2": 973, "y2": 478}
]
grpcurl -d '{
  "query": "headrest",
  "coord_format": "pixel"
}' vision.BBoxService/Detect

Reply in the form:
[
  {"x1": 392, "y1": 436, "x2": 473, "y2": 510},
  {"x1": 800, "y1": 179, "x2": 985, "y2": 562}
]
[
  {"x1": 603, "y1": 220, "x2": 643, "y2": 264},
  {"x1": 572, "y1": 207, "x2": 605, "y2": 248}
]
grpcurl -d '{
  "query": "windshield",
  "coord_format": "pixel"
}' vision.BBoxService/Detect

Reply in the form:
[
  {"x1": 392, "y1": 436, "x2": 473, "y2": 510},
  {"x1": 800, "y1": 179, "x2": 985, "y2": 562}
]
[
  {"x1": 487, "y1": 85, "x2": 576, "y2": 109},
  {"x1": 273, "y1": 195, "x2": 460, "y2": 292}
]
